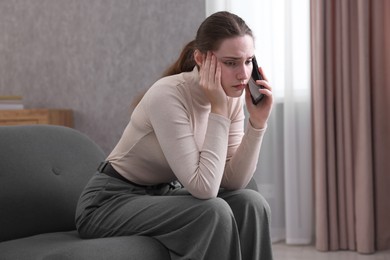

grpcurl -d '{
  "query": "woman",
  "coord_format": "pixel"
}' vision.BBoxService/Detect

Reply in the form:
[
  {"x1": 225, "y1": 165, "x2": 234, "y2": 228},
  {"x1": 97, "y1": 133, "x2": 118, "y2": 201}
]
[{"x1": 76, "y1": 11, "x2": 273, "y2": 260}]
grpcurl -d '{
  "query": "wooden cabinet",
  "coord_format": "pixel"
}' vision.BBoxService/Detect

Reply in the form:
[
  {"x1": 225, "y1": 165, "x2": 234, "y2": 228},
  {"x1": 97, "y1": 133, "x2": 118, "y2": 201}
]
[{"x1": 0, "y1": 109, "x2": 73, "y2": 127}]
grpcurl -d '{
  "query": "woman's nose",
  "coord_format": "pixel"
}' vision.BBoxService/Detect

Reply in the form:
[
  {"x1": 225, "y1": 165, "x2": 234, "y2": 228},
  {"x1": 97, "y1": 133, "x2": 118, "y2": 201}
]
[{"x1": 237, "y1": 66, "x2": 250, "y2": 80}]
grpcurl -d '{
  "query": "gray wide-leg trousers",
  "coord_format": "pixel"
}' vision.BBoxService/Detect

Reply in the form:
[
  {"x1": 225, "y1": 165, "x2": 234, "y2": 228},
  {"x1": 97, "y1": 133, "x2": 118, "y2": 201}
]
[{"x1": 75, "y1": 172, "x2": 273, "y2": 260}]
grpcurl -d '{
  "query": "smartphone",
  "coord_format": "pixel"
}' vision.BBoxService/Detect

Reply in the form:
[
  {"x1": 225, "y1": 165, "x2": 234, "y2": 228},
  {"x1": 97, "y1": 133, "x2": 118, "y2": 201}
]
[{"x1": 248, "y1": 57, "x2": 265, "y2": 105}]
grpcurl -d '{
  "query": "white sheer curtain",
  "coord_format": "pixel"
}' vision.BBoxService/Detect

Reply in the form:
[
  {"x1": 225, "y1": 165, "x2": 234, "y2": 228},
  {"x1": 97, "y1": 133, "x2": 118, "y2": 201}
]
[{"x1": 205, "y1": 0, "x2": 312, "y2": 244}]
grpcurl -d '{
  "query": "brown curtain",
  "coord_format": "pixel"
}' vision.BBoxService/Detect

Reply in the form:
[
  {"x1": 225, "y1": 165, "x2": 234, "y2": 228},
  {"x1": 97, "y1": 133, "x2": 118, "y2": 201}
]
[{"x1": 311, "y1": 0, "x2": 390, "y2": 254}]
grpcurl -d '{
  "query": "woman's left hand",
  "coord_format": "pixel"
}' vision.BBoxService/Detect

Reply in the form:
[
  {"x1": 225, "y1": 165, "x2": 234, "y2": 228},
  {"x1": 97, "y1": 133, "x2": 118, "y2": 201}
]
[{"x1": 245, "y1": 67, "x2": 273, "y2": 129}]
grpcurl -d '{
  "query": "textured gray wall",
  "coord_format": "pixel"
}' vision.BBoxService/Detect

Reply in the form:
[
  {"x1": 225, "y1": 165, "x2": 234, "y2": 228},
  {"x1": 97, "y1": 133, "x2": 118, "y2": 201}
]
[{"x1": 0, "y1": 0, "x2": 205, "y2": 155}]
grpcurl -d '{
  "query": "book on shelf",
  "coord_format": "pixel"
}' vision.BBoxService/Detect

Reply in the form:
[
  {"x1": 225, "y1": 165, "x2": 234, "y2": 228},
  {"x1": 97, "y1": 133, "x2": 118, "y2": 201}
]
[{"x1": 0, "y1": 96, "x2": 24, "y2": 110}]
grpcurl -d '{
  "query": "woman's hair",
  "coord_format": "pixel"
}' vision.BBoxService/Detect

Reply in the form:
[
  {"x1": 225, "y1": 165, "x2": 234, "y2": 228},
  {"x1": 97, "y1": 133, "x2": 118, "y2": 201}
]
[
  {"x1": 162, "y1": 11, "x2": 253, "y2": 77},
  {"x1": 131, "y1": 12, "x2": 253, "y2": 110}
]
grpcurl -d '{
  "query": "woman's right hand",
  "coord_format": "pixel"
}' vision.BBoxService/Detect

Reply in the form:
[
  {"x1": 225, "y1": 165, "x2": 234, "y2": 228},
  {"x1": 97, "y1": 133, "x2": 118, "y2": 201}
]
[{"x1": 199, "y1": 52, "x2": 228, "y2": 117}]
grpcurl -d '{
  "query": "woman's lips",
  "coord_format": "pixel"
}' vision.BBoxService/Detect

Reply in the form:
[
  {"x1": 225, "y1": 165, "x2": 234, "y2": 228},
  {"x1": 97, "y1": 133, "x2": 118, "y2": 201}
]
[{"x1": 233, "y1": 84, "x2": 247, "y2": 90}]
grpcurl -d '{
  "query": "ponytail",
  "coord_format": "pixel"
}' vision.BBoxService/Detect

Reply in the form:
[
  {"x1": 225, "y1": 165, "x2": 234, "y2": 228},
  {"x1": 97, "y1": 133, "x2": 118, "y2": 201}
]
[
  {"x1": 130, "y1": 40, "x2": 196, "y2": 111},
  {"x1": 162, "y1": 40, "x2": 197, "y2": 77}
]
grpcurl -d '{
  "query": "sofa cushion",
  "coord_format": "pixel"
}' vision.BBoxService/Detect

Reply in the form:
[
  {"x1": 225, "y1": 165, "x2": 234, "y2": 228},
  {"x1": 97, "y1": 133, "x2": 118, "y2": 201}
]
[
  {"x1": 0, "y1": 125, "x2": 106, "y2": 242},
  {"x1": 0, "y1": 230, "x2": 170, "y2": 260}
]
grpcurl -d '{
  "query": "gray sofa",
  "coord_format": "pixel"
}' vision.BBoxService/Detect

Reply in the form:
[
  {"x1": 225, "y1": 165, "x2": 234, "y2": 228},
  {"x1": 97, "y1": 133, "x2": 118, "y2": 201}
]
[
  {"x1": 0, "y1": 125, "x2": 170, "y2": 259},
  {"x1": 0, "y1": 124, "x2": 259, "y2": 259}
]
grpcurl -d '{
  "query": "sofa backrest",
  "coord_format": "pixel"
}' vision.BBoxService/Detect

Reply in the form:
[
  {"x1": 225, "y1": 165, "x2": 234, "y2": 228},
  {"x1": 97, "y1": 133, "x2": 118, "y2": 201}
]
[{"x1": 0, "y1": 125, "x2": 106, "y2": 242}]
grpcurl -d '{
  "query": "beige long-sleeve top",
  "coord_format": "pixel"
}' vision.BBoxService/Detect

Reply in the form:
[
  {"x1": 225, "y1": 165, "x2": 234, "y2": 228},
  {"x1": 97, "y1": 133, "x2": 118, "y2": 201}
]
[{"x1": 107, "y1": 67, "x2": 266, "y2": 199}]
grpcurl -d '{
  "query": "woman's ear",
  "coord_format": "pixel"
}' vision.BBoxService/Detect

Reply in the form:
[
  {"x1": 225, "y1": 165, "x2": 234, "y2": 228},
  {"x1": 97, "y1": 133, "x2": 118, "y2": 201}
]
[{"x1": 194, "y1": 50, "x2": 204, "y2": 67}]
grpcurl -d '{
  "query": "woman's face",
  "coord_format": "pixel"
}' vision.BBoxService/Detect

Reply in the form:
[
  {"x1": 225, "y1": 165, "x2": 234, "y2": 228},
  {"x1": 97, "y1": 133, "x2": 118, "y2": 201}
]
[{"x1": 213, "y1": 35, "x2": 255, "y2": 98}]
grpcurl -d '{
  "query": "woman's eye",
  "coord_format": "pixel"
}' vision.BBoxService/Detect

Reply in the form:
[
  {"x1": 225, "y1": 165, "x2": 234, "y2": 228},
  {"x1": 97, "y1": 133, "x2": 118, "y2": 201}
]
[
  {"x1": 224, "y1": 61, "x2": 236, "y2": 67},
  {"x1": 223, "y1": 59, "x2": 253, "y2": 67}
]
